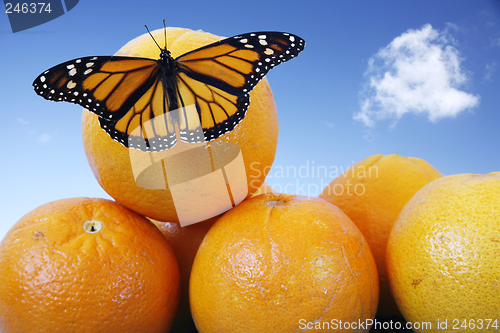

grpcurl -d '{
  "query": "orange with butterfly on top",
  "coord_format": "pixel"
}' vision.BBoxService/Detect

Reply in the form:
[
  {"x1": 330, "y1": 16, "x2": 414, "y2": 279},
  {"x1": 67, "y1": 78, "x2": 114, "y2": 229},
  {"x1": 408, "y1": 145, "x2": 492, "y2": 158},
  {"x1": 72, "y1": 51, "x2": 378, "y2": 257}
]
[{"x1": 33, "y1": 25, "x2": 304, "y2": 223}]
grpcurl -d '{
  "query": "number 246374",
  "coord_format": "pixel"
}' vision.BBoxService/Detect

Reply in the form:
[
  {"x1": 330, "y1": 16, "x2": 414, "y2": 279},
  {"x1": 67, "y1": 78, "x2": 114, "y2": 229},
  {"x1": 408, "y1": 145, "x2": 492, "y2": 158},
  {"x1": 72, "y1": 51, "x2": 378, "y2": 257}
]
[{"x1": 5, "y1": 3, "x2": 52, "y2": 14}]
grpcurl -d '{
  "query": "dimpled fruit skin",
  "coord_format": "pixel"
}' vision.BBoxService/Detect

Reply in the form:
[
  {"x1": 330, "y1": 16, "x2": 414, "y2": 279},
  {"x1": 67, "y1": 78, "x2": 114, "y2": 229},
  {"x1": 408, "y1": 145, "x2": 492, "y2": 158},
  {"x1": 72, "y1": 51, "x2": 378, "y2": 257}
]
[
  {"x1": 319, "y1": 154, "x2": 443, "y2": 317},
  {"x1": 190, "y1": 193, "x2": 379, "y2": 333},
  {"x1": 150, "y1": 181, "x2": 275, "y2": 333},
  {"x1": 0, "y1": 197, "x2": 181, "y2": 333},
  {"x1": 386, "y1": 173, "x2": 500, "y2": 332},
  {"x1": 82, "y1": 27, "x2": 279, "y2": 223}
]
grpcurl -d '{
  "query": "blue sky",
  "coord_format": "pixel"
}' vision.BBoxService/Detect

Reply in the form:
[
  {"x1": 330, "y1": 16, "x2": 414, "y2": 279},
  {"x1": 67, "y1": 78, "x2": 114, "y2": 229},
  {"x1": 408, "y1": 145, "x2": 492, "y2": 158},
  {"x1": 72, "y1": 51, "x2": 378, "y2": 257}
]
[{"x1": 1, "y1": 0, "x2": 500, "y2": 239}]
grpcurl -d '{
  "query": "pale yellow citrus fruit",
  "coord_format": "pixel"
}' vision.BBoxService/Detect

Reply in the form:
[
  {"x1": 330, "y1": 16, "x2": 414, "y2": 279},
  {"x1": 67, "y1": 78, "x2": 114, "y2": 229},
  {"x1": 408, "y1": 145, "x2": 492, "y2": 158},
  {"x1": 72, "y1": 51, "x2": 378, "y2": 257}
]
[{"x1": 386, "y1": 172, "x2": 500, "y2": 332}]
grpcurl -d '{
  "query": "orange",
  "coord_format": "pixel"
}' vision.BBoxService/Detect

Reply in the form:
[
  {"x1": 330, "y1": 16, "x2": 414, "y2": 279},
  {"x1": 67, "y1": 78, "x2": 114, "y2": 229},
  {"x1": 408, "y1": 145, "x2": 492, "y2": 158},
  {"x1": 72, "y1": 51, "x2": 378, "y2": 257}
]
[
  {"x1": 0, "y1": 197, "x2": 181, "y2": 333},
  {"x1": 386, "y1": 173, "x2": 500, "y2": 332},
  {"x1": 82, "y1": 27, "x2": 279, "y2": 223},
  {"x1": 151, "y1": 181, "x2": 275, "y2": 332},
  {"x1": 190, "y1": 193, "x2": 379, "y2": 333},
  {"x1": 319, "y1": 154, "x2": 442, "y2": 317},
  {"x1": 250, "y1": 180, "x2": 275, "y2": 196},
  {"x1": 153, "y1": 217, "x2": 218, "y2": 333}
]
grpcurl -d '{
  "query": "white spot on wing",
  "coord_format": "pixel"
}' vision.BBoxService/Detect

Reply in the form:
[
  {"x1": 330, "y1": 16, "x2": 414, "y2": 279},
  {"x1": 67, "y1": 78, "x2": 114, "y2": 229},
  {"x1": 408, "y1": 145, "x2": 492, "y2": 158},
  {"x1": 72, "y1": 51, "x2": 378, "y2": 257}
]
[{"x1": 264, "y1": 48, "x2": 274, "y2": 55}]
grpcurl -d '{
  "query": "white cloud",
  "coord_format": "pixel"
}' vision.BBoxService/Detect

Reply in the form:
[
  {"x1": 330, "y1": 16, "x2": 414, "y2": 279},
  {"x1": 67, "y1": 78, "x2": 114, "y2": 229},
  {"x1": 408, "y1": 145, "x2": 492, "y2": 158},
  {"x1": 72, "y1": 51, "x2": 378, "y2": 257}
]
[
  {"x1": 325, "y1": 120, "x2": 335, "y2": 129},
  {"x1": 355, "y1": 24, "x2": 479, "y2": 127},
  {"x1": 17, "y1": 118, "x2": 29, "y2": 125},
  {"x1": 38, "y1": 134, "x2": 52, "y2": 144},
  {"x1": 485, "y1": 62, "x2": 497, "y2": 81},
  {"x1": 492, "y1": 37, "x2": 500, "y2": 47}
]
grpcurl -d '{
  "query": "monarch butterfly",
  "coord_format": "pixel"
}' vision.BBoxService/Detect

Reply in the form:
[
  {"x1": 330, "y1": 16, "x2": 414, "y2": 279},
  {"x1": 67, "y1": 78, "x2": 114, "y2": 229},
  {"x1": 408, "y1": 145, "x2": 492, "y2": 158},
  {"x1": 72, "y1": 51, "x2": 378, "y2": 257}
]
[{"x1": 33, "y1": 24, "x2": 305, "y2": 152}]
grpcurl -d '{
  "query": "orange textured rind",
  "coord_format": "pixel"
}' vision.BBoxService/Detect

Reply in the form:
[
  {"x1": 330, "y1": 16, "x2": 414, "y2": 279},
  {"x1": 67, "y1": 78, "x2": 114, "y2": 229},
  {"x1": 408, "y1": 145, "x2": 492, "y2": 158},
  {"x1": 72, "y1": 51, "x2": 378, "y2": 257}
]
[
  {"x1": 190, "y1": 193, "x2": 379, "y2": 333},
  {"x1": 0, "y1": 197, "x2": 181, "y2": 333}
]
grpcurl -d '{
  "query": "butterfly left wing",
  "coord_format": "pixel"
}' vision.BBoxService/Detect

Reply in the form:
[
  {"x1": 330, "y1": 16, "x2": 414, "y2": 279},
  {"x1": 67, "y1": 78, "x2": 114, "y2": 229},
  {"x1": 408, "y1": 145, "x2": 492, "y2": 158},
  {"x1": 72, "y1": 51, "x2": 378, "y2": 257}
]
[
  {"x1": 33, "y1": 56, "x2": 178, "y2": 151},
  {"x1": 32, "y1": 56, "x2": 160, "y2": 119},
  {"x1": 100, "y1": 77, "x2": 178, "y2": 151},
  {"x1": 174, "y1": 31, "x2": 304, "y2": 143}
]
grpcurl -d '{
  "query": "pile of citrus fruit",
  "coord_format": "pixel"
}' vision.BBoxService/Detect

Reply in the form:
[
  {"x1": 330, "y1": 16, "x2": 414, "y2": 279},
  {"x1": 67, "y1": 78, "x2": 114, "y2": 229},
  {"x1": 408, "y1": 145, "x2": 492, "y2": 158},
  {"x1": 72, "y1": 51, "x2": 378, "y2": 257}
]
[{"x1": 1, "y1": 27, "x2": 499, "y2": 333}]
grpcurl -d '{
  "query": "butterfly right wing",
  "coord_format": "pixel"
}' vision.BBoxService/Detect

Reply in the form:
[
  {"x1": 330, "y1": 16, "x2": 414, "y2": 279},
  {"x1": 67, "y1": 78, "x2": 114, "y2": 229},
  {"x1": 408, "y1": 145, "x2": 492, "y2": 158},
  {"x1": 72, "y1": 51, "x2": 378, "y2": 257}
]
[
  {"x1": 173, "y1": 32, "x2": 304, "y2": 144},
  {"x1": 176, "y1": 32, "x2": 305, "y2": 96},
  {"x1": 33, "y1": 56, "x2": 177, "y2": 151}
]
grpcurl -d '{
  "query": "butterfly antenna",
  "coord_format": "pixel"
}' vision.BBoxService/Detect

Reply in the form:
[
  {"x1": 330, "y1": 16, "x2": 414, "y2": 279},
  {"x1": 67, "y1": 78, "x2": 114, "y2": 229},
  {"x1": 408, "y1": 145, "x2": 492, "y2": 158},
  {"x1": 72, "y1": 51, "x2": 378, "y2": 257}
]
[
  {"x1": 163, "y1": 19, "x2": 167, "y2": 49},
  {"x1": 145, "y1": 24, "x2": 162, "y2": 51}
]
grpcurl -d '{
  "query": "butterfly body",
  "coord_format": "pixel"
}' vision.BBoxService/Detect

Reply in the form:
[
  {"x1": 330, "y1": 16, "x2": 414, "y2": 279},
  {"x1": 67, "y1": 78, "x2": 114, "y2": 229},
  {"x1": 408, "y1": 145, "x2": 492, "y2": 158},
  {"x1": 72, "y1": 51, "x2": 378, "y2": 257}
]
[
  {"x1": 33, "y1": 30, "x2": 304, "y2": 152},
  {"x1": 156, "y1": 48, "x2": 181, "y2": 122}
]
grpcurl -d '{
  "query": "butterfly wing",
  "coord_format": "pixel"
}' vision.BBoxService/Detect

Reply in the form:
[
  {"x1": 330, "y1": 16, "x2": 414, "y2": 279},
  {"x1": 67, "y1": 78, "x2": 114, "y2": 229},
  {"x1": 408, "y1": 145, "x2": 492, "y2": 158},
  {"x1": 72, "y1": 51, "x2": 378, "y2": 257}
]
[
  {"x1": 33, "y1": 31, "x2": 305, "y2": 151},
  {"x1": 175, "y1": 72, "x2": 249, "y2": 143},
  {"x1": 176, "y1": 32, "x2": 305, "y2": 95},
  {"x1": 33, "y1": 56, "x2": 177, "y2": 151},
  {"x1": 174, "y1": 32, "x2": 305, "y2": 144}
]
